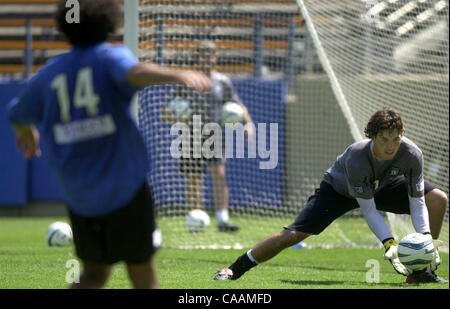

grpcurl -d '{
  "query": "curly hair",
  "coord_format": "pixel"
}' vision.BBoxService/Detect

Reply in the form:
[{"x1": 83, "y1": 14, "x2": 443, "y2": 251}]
[
  {"x1": 364, "y1": 109, "x2": 404, "y2": 138},
  {"x1": 56, "y1": 0, "x2": 122, "y2": 47}
]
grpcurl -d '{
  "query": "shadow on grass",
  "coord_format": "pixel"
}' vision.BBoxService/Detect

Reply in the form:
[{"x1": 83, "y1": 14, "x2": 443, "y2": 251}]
[
  {"x1": 280, "y1": 279, "x2": 346, "y2": 286},
  {"x1": 280, "y1": 279, "x2": 412, "y2": 288},
  {"x1": 265, "y1": 262, "x2": 370, "y2": 274}
]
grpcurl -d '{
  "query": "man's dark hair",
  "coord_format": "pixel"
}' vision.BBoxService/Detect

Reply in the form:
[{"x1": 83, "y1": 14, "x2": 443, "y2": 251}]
[
  {"x1": 364, "y1": 109, "x2": 404, "y2": 138},
  {"x1": 56, "y1": 0, "x2": 122, "y2": 47}
]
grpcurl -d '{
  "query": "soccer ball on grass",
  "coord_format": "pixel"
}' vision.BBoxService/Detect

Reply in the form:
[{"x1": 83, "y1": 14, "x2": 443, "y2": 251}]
[
  {"x1": 398, "y1": 233, "x2": 435, "y2": 271},
  {"x1": 185, "y1": 209, "x2": 210, "y2": 233},
  {"x1": 46, "y1": 221, "x2": 73, "y2": 247}
]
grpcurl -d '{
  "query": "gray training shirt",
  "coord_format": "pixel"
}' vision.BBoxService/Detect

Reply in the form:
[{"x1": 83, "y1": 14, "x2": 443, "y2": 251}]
[
  {"x1": 324, "y1": 136, "x2": 425, "y2": 200},
  {"x1": 169, "y1": 70, "x2": 241, "y2": 125}
]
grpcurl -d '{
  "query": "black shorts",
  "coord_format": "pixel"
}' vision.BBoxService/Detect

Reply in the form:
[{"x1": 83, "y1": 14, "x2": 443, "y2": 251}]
[
  {"x1": 68, "y1": 183, "x2": 158, "y2": 264},
  {"x1": 287, "y1": 176, "x2": 435, "y2": 235}
]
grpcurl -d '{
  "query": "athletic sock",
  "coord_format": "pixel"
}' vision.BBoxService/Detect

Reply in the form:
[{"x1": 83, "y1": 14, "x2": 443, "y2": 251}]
[
  {"x1": 216, "y1": 209, "x2": 229, "y2": 224},
  {"x1": 228, "y1": 251, "x2": 258, "y2": 279}
]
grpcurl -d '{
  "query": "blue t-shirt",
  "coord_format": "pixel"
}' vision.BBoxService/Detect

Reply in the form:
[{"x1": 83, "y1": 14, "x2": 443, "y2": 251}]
[{"x1": 7, "y1": 43, "x2": 148, "y2": 217}]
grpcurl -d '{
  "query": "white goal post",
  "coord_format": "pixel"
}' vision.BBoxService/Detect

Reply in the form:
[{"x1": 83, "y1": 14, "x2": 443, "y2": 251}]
[{"x1": 124, "y1": 0, "x2": 140, "y2": 123}]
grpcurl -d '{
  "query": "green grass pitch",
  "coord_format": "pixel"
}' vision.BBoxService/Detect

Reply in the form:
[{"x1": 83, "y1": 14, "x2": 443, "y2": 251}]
[{"x1": 0, "y1": 217, "x2": 447, "y2": 289}]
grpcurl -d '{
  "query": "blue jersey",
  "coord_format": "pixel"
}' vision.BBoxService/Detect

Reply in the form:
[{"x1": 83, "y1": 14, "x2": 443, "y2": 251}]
[{"x1": 7, "y1": 43, "x2": 148, "y2": 217}]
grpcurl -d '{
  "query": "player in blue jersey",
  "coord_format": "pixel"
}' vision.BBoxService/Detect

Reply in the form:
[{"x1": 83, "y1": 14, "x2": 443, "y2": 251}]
[
  {"x1": 214, "y1": 109, "x2": 448, "y2": 284},
  {"x1": 7, "y1": 0, "x2": 210, "y2": 289}
]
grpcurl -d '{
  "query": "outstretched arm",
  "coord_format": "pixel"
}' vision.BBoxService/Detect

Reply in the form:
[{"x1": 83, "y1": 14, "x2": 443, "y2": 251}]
[
  {"x1": 356, "y1": 197, "x2": 392, "y2": 242},
  {"x1": 126, "y1": 63, "x2": 211, "y2": 92}
]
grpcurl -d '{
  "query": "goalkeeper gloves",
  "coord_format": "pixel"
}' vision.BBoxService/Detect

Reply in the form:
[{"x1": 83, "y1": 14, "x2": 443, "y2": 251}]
[
  {"x1": 383, "y1": 238, "x2": 413, "y2": 276},
  {"x1": 423, "y1": 233, "x2": 443, "y2": 272}
]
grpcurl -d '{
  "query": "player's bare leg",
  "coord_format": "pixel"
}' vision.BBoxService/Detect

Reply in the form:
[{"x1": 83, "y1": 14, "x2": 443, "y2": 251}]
[
  {"x1": 209, "y1": 163, "x2": 228, "y2": 211},
  {"x1": 70, "y1": 261, "x2": 112, "y2": 289},
  {"x1": 126, "y1": 258, "x2": 159, "y2": 289},
  {"x1": 215, "y1": 230, "x2": 310, "y2": 280},
  {"x1": 209, "y1": 163, "x2": 239, "y2": 232},
  {"x1": 251, "y1": 230, "x2": 310, "y2": 262},
  {"x1": 425, "y1": 188, "x2": 448, "y2": 240},
  {"x1": 186, "y1": 173, "x2": 203, "y2": 210}
]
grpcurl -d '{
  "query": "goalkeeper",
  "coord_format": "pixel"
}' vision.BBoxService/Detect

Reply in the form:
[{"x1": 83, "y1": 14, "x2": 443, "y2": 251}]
[
  {"x1": 7, "y1": 0, "x2": 210, "y2": 289},
  {"x1": 215, "y1": 109, "x2": 448, "y2": 284},
  {"x1": 162, "y1": 41, "x2": 253, "y2": 232}
]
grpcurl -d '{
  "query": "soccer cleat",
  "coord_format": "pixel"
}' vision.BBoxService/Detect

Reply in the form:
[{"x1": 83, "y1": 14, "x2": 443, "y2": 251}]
[
  {"x1": 217, "y1": 221, "x2": 240, "y2": 232},
  {"x1": 405, "y1": 269, "x2": 449, "y2": 284},
  {"x1": 214, "y1": 268, "x2": 234, "y2": 280}
]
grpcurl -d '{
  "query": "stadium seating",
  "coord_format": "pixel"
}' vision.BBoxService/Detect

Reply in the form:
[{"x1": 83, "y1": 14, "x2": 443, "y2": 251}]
[
  {"x1": 137, "y1": 0, "x2": 303, "y2": 75},
  {"x1": 0, "y1": 0, "x2": 304, "y2": 78},
  {"x1": 0, "y1": 0, "x2": 58, "y2": 77}
]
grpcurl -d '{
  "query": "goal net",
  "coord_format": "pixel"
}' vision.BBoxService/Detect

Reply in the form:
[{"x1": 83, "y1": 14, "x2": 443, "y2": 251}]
[
  {"x1": 131, "y1": 0, "x2": 448, "y2": 250},
  {"x1": 297, "y1": 0, "x2": 449, "y2": 252}
]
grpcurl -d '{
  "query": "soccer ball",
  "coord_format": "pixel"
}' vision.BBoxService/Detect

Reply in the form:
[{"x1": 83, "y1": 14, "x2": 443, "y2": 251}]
[
  {"x1": 167, "y1": 97, "x2": 192, "y2": 121},
  {"x1": 46, "y1": 222, "x2": 73, "y2": 247},
  {"x1": 185, "y1": 209, "x2": 211, "y2": 233},
  {"x1": 220, "y1": 102, "x2": 244, "y2": 125},
  {"x1": 398, "y1": 233, "x2": 435, "y2": 271}
]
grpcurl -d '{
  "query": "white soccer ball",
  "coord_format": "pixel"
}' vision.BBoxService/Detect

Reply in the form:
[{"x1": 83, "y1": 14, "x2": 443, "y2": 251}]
[
  {"x1": 46, "y1": 222, "x2": 73, "y2": 247},
  {"x1": 167, "y1": 97, "x2": 192, "y2": 121},
  {"x1": 398, "y1": 233, "x2": 435, "y2": 271},
  {"x1": 185, "y1": 209, "x2": 211, "y2": 233},
  {"x1": 221, "y1": 102, "x2": 244, "y2": 125}
]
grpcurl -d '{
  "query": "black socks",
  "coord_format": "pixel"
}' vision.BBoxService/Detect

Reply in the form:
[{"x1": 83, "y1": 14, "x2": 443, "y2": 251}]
[{"x1": 228, "y1": 252, "x2": 258, "y2": 280}]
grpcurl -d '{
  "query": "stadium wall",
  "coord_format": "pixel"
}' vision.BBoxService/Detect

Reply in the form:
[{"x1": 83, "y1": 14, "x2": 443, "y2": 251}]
[
  {"x1": 1, "y1": 78, "x2": 384, "y2": 216},
  {"x1": 0, "y1": 80, "x2": 66, "y2": 216},
  {"x1": 1, "y1": 78, "x2": 288, "y2": 216},
  {"x1": 0, "y1": 80, "x2": 27, "y2": 206}
]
